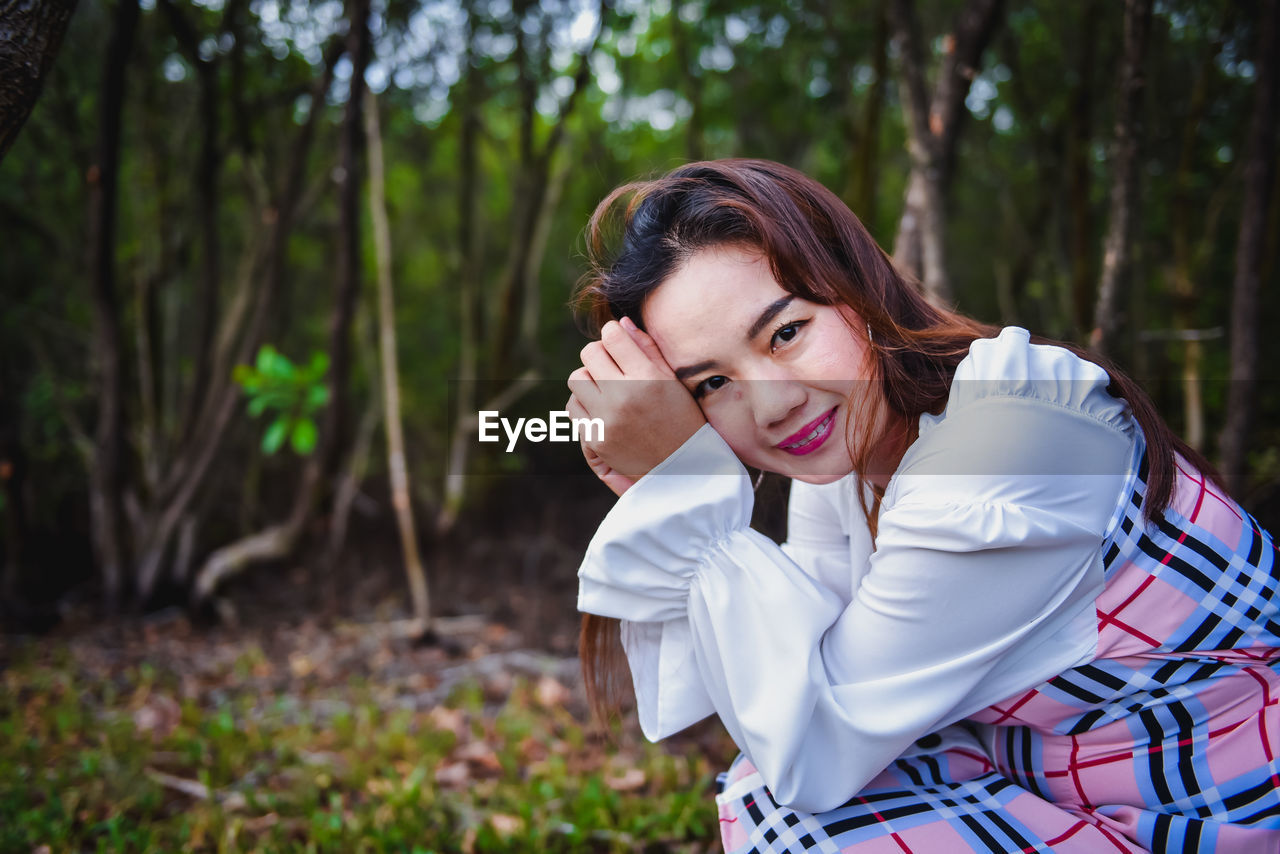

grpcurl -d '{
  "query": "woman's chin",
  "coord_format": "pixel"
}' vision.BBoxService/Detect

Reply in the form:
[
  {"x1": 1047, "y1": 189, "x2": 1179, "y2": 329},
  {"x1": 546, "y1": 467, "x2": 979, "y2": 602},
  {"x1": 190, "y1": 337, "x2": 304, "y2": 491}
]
[{"x1": 788, "y1": 470, "x2": 855, "y2": 485}]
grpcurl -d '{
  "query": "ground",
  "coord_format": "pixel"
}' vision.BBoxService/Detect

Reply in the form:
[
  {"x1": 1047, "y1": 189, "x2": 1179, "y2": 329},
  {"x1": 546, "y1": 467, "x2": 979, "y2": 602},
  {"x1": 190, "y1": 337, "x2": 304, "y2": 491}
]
[{"x1": 0, "y1": 529, "x2": 739, "y2": 853}]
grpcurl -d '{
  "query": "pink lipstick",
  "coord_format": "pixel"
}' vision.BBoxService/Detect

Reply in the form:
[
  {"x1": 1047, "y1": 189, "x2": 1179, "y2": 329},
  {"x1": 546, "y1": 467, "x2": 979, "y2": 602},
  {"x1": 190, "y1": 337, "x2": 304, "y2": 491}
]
[{"x1": 778, "y1": 408, "x2": 837, "y2": 456}]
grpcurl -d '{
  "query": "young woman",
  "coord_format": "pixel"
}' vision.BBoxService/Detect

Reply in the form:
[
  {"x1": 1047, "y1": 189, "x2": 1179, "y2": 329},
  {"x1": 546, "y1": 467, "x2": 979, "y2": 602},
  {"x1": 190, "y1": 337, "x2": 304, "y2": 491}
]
[{"x1": 565, "y1": 159, "x2": 1280, "y2": 853}]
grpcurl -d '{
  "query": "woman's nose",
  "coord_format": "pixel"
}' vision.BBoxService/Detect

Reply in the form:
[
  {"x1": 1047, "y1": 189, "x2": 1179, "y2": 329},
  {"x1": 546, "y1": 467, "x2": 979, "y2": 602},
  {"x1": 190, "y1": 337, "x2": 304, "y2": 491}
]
[{"x1": 747, "y1": 375, "x2": 807, "y2": 431}]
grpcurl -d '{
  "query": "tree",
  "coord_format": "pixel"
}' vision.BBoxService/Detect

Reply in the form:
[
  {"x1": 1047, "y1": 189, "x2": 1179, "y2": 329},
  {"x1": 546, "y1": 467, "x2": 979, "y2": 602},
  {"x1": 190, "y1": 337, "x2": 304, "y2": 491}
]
[
  {"x1": 888, "y1": 0, "x2": 1005, "y2": 306},
  {"x1": 1220, "y1": 0, "x2": 1280, "y2": 495},
  {"x1": 0, "y1": 0, "x2": 78, "y2": 163},
  {"x1": 365, "y1": 88, "x2": 430, "y2": 636},
  {"x1": 193, "y1": 0, "x2": 372, "y2": 602},
  {"x1": 1090, "y1": 0, "x2": 1154, "y2": 358},
  {"x1": 85, "y1": 0, "x2": 139, "y2": 609}
]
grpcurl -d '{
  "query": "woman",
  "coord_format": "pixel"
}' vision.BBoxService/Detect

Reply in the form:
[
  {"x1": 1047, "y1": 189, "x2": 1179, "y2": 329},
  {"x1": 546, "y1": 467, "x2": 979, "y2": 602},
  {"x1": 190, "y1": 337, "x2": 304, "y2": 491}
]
[{"x1": 565, "y1": 159, "x2": 1280, "y2": 852}]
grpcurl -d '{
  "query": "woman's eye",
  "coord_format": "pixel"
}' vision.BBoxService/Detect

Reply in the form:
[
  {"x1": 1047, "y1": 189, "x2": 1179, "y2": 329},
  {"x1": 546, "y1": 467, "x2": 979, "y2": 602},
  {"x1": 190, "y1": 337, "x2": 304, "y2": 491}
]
[
  {"x1": 694, "y1": 375, "x2": 729, "y2": 398},
  {"x1": 771, "y1": 321, "x2": 805, "y2": 350}
]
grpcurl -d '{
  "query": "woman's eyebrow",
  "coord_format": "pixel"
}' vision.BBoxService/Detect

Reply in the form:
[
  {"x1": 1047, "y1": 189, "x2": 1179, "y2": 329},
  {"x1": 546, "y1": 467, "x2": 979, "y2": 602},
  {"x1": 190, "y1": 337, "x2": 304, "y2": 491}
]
[
  {"x1": 674, "y1": 360, "x2": 717, "y2": 382},
  {"x1": 746, "y1": 296, "x2": 795, "y2": 339}
]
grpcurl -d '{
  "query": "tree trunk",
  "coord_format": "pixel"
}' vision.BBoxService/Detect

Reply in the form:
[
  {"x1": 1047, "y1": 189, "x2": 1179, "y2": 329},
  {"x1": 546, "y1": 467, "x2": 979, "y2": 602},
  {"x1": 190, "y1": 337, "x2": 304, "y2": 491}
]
[
  {"x1": 438, "y1": 1, "x2": 603, "y2": 533},
  {"x1": 889, "y1": 0, "x2": 1004, "y2": 306},
  {"x1": 365, "y1": 88, "x2": 431, "y2": 633},
  {"x1": 1090, "y1": 0, "x2": 1153, "y2": 358},
  {"x1": 1220, "y1": 0, "x2": 1280, "y2": 495},
  {"x1": 188, "y1": 8, "x2": 366, "y2": 604},
  {"x1": 1067, "y1": 0, "x2": 1099, "y2": 340},
  {"x1": 0, "y1": 0, "x2": 78, "y2": 163},
  {"x1": 1169, "y1": 23, "x2": 1231, "y2": 453},
  {"x1": 438, "y1": 18, "x2": 482, "y2": 535},
  {"x1": 86, "y1": 0, "x2": 139, "y2": 610},
  {"x1": 159, "y1": 0, "x2": 222, "y2": 445},
  {"x1": 844, "y1": 2, "x2": 887, "y2": 226},
  {"x1": 137, "y1": 35, "x2": 346, "y2": 604}
]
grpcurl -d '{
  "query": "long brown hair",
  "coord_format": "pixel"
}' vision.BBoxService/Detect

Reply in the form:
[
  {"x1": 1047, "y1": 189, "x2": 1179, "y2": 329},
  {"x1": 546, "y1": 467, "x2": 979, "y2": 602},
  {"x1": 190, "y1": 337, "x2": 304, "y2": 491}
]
[{"x1": 573, "y1": 158, "x2": 1220, "y2": 725}]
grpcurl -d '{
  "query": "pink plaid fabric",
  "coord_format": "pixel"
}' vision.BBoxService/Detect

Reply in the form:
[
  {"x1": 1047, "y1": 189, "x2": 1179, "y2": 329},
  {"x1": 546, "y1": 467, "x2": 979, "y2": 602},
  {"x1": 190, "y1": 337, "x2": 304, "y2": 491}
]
[{"x1": 716, "y1": 440, "x2": 1280, "y2": 852}]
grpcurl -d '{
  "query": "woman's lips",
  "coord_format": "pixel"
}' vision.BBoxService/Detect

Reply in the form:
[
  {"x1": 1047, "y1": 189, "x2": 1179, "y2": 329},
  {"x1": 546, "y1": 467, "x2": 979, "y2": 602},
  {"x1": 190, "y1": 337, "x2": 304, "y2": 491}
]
[{"x1": 778, "y1": 408, "x2": 837, "y2": 456}]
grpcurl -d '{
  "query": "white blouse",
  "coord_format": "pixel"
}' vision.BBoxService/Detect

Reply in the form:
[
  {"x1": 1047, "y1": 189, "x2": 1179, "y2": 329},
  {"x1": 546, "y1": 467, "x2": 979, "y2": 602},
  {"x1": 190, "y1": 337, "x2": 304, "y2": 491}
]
[{"x1": 577, "y1": 327, "x2": 1140, "y2": 813}]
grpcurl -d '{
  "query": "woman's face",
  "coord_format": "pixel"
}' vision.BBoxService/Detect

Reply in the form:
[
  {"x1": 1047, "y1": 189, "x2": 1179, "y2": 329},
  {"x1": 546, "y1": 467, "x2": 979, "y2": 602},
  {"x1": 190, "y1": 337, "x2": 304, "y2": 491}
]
[{"x1": 641, "y1": 244, "x2": 879, "y2": 484}]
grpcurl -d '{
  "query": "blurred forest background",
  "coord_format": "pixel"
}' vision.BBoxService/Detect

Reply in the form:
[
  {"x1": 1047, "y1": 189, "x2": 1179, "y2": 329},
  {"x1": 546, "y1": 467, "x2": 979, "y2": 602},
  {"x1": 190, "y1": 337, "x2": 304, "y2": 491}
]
[{"x1": 1, "y1": 0, "x2": 1278, "y2": 849}]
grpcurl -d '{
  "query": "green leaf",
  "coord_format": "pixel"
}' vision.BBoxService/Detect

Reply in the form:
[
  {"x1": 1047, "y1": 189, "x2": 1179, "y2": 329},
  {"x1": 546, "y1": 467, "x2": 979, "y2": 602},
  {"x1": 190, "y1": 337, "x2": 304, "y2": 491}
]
[
  {"x1": 290, "y1": 418, "x2": 318, "y2": 455},
  {"x1": 307, "y1": 351, "x2": 330, "y2": 379},
  {"x1": 254, "y1": 345, "x2": 278, "y2": 373},
  {"x1": 262, "y1": 418, "x2": 290, "y2": 455},
  {"x1": 231, "y1": 364, "x2": 256, "y2": 388},
  {"x1": 305, "y1": 384, "x2": 329, "y2": 412},
  {"x1": 247, "y1": 396, "x2": 269, "y2": 418}
]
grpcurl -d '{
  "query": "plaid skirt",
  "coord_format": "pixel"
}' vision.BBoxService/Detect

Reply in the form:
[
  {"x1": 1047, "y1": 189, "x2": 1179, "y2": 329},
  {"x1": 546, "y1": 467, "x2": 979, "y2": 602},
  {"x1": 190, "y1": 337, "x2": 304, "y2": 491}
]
[{"x1": 717, "y1": 455, "x2": 1280, "y2": 853}]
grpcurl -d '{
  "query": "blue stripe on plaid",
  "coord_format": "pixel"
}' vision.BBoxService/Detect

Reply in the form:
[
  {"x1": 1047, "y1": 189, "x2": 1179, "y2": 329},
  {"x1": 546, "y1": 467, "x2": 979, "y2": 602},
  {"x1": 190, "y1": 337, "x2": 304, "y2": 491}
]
[{"x1": 724, "y1": 754, "x2": 1066, "y2": 853}]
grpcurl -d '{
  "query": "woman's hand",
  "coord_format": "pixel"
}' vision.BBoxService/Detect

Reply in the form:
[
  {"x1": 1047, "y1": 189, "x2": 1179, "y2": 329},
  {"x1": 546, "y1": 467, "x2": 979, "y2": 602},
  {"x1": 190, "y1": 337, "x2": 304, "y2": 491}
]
[{"x1": 566, "y1": 317, "x2": 706, "y2": 496}]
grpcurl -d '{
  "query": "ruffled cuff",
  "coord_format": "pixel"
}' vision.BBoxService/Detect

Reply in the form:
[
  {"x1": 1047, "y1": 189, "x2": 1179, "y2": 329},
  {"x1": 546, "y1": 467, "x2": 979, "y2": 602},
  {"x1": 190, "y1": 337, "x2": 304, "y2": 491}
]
[
  {"x1": 621, "y1": 619, "x2": 716, "y2": 740},
  {"x1": 577, "y1": 423, "x2": 752, "y2": 623}
]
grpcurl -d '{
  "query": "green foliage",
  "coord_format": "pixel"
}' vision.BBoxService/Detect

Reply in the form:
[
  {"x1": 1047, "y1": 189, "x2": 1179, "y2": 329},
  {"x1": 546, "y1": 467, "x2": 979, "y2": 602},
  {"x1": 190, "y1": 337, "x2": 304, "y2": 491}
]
[
  {"x1": 233, "y1": 346, "x2": 330, "y2": 456},
  {"x1": 0, "y1": 648, "x2": 726, "y2": 852}
]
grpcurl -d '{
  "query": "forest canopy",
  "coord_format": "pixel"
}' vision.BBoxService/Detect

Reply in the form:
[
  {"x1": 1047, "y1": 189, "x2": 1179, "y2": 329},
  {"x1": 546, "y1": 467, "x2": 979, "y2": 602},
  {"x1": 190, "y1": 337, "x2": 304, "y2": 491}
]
[{"x1": 1, "y1": 0, "x2": 1276, "y2": 621}]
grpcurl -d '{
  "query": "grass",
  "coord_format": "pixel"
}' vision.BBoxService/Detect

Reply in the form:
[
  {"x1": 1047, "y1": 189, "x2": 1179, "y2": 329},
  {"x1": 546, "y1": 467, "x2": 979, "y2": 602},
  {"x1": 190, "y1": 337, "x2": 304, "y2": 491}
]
[{"x1": 0, "y1": 638, "x2": 729, "y2": 853}]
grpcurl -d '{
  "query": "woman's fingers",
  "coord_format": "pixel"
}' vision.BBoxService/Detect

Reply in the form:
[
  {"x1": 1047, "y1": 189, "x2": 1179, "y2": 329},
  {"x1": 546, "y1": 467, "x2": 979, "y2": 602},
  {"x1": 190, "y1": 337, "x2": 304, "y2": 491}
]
[
  {"x1": 579, "y1": 338, "x2": 624, "y2": 382},
  {"x1": 598, "y1": 319, "x2": 656, "y2": 377},
  {"x1": 619, "y1": 316, "x2": 675, "y2": 374},
  {"x1": 566, "y1": 366, "x2": 600, "y2": 408}
]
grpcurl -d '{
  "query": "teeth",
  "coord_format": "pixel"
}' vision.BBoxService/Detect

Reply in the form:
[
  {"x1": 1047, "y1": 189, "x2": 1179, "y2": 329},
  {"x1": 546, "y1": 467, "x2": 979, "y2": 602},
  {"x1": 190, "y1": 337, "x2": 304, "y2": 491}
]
[{"x1": 784, "y1": 413, "x2": 832, "y2": 449}]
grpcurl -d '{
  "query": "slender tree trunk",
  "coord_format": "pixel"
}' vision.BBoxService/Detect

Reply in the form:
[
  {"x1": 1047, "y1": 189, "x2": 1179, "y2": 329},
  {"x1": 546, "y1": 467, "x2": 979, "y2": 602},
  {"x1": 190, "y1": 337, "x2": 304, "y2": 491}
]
[
  {"x1": 1067, "y1": 0, "x2": 1098, "y2": 340},
  {"x1": 141, "y1": 35, "x2": 345, "y2": 603},
  {"x1": 674, "y1": 0, "x2": 703, "y2": 162},
  {"x1": 1220, "y1": 0, "x2": 1279, "y2": 495},
  {"x1": 439, "y1": 19, "x2": 482, "y2": 535},
  {"x1": 189, "y1": 11, "x2": 365, "y2": 604},
  {"x1": 1169, "y1": 25, "x2": 1230, "y2": 453},
  {"x1": 0, "y1": 0, "x2": 78, "y2": 163},
  {"x1": 1090, "y1": 0, "x2": 1153, "y2": 358},
  {"x1": 439, "y1": 1, "x2": 602, "y2": 533},
  {"x1": 889, "y1": 0, "x2": 1004, "y2": 306},
  {"x1": 87, "y1": 0, "x2": 139, "y2": 610},
  {"x1": 846, "y1": 3, "x2": 887, "y2": 226},
  {"x1": 364, "y1": 88, "x2": 430, "y2": 633},
  {"x1": 159, "y1": 0, "x2": 221, "y2": 445}
]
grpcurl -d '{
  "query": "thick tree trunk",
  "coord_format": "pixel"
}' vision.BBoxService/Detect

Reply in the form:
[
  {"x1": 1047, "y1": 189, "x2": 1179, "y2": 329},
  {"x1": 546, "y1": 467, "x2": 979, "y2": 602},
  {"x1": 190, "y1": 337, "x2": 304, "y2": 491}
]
[
  {"x1": 0, "y1": 0, "x2": 78, "y2": 163},
  {"x1": 1220, "y1": 0, "x2": 1280, "y2": 495},
  {"x1": 365, "y1": 88, "x2": 430, "y2": 632},
  {"x1": 86, "y1": 0, "x2": 139, "y2": 610},
  {"x1": 889, "y1": 0, "x2": 1004, "y2": 306},
  {"x1": 1090, "y1": 0, "x2": 1153, "y2": 358}
]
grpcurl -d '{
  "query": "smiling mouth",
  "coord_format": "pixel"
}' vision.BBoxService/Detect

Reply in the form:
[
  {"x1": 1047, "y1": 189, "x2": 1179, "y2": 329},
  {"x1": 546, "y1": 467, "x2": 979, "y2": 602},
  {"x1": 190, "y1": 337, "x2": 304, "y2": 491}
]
[{"x1": 778, "y1": 408, "x2": 837, "y2": 455}]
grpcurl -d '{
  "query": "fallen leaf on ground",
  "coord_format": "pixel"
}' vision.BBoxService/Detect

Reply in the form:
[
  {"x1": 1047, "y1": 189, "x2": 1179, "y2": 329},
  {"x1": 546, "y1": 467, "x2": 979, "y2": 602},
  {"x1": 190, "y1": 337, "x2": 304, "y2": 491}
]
[
  {"x1": 535, "y1": 675, "x2": 570, "y2": 708},
  {"x1": 605, "y1": 767, "x2": 646, "y2": 792},
  {"x1": 434, "y1": 761, "x2": 470, "y2": 788},
  {"x1": 489, "y1": 813, "x2": 522, "y2": 835}
]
